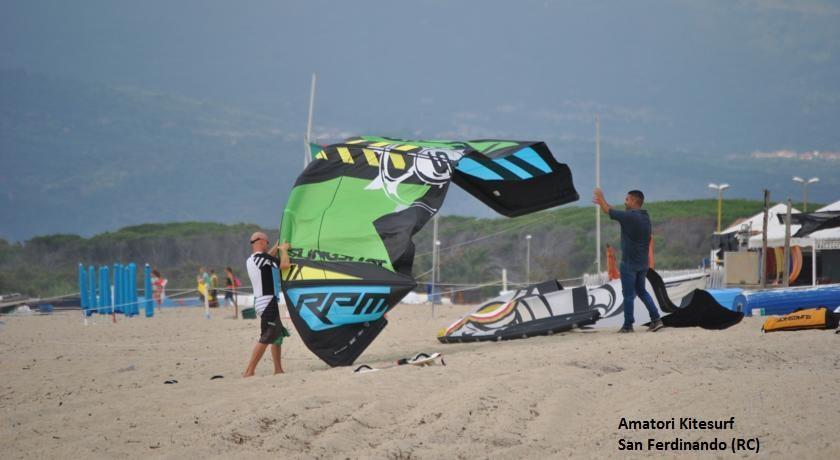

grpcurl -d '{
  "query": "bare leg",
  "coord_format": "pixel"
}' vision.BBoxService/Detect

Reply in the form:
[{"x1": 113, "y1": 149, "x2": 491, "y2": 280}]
[
  {"x1": 243, "y1": 342, "x2": 269, "y2": 377},
  {"x1": 270, "y1": 344, "x2": 284, "y2": 374}
]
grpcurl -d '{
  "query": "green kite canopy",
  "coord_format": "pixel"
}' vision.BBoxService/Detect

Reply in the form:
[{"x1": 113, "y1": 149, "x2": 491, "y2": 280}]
[{"x1": 280, "y1": 137, "x2": 579, "y2": 366}]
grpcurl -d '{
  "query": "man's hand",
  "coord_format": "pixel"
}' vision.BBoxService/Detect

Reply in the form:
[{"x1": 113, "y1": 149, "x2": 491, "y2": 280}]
[
  {"x1": 278, "y1": 241, "x2": 292, "y2": 270},
  {"x1": 269, "y1": 241, "x2": 280, "y2": 256},
  {"x1": 593, "y1": 188, "x2": 610, "y2": 214}
]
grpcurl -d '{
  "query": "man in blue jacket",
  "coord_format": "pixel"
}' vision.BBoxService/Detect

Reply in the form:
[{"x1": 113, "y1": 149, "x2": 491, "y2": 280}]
[{"x1": 593, "y1": 188, "x2": 664, "y2": 333}]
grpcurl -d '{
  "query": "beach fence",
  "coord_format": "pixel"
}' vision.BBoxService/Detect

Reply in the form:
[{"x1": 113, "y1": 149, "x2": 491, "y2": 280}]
[
  {"x1": 581, "y1": 268, "x2": 716, "y2": 288},
  {"x1": 77, "y1": 262, "x2": 266, "y2": 321},
  {"x1": 77, "y1": 262, "x2": 155, "y2": 318}
]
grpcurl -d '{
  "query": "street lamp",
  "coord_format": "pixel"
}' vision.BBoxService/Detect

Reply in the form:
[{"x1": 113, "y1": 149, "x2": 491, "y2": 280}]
[
  {"x1": 792, "y1": 177, "x2": 819, "y2": 211},
  {"x1": 525, "y1": 234, "x2": 532, "y2": 285},
  {"x1": 708, "y1": 183, "x2": 730, "y2": 233},
  {"x1": 430, "y1": 240, "x2": 441, "y2": 309}
]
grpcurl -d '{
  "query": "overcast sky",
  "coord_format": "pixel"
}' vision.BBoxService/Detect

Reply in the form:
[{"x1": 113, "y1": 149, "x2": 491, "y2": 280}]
[{"x1": 2, "y1": 0, "x2": 839, "y2": 204}]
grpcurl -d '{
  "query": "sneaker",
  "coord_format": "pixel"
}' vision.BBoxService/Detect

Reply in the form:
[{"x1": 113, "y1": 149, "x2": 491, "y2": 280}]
[
  {"x1": 648, "y1": 319, "x2": 664, "y2": 332},
  {"x1": 617, "y1": 326, "x2": 634, "y2": 333}
]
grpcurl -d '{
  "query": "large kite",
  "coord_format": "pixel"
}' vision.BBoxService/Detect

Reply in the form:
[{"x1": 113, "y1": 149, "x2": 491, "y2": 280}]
[{"x1": 279, "y1": 137, "x2": 578, "y2": 366}]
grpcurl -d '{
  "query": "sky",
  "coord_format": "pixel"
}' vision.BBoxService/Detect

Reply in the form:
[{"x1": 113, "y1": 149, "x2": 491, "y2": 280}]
[{"x1": 1, "y1": 0, "x2": 839, "y2": 236}]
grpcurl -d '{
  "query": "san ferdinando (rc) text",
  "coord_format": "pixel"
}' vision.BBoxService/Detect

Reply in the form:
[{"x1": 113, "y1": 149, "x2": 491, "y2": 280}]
[{"x1": 616, "y1": 417, "x2": 760, "y2": 453}]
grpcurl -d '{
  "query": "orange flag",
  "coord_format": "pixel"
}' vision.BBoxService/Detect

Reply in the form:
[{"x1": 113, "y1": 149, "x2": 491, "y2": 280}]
[
  {"x1": 607, "y1": 245, "x2": 620, "y2": 280},
  {"x1": 648, "y1": 236, "x2": 655, "y2": 269}
]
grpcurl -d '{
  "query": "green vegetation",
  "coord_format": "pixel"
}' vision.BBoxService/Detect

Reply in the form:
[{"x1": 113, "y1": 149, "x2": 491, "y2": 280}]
[
  {"x1": 0, "y1": 222, "x2": 262, "y2": 297},
  {"x1": 0, "y1": 199, "x2": 819, "y2": 298},
  {"x1": 412, "y1": 198, "x2": 785, "y2": 285}
]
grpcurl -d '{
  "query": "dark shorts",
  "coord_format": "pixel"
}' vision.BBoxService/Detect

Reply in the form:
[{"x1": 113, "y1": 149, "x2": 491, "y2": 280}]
[{"x1": 258, "y1": 300, "x2": 289, "y2": 345}]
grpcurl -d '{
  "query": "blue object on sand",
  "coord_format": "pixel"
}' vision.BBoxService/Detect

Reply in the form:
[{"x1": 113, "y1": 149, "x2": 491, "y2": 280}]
[
  {"x1": 733, "y1": 284, "x2": 840, "y2": 316},
  {"x1": 144, "y1": 264, "x2": 154, "y2": 317},
  {"x1": 703, "y1": 288, "x2": 743, "y2": 311},
  {"x1": 78, "y1": 264, "x2": 88, "y2": 310}
]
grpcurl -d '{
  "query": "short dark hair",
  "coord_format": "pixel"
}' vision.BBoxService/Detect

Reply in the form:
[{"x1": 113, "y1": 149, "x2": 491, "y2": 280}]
[{"x1": 628, "y1": 190, "x2": 645, "y2": 205}]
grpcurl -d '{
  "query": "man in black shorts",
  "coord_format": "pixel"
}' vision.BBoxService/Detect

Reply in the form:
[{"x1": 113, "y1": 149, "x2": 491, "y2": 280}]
[{"x1": 242, "y1": 231, "x2": 291, "y2": 377}]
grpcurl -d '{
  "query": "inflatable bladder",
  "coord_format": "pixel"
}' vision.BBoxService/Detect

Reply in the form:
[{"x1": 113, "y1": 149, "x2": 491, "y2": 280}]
[{"x1": 733, "y1": 284, "x2": 840, "y2": 317}]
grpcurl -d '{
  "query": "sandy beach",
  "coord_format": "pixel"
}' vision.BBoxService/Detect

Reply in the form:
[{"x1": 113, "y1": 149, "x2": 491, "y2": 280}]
[{"x1": 1, "y1": 304, "x2": 838, "y2": 459}]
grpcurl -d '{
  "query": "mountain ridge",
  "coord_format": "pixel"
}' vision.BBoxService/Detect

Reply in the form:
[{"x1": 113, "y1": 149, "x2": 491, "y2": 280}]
[{"x1": 2, "y1": 69, "x2": 837, "y2": 242}]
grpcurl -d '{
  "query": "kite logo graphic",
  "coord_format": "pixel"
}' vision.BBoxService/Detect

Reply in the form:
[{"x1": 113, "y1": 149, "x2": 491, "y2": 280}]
[
  {"x1": 289, "y1": 248, "x2": 387, "y2": 267},
  {"x1": 588, "y1": 284, "x2": 620, "y2": 318},
  {"x1": 367, "y1": 145, "x2": 464, "y2": 212},
  {"x1": 288, "y1": 286, "x2": 391, "y2": 331},
  {"x1": 412, "y1": 149, "x2": 459, "y2": 186}
]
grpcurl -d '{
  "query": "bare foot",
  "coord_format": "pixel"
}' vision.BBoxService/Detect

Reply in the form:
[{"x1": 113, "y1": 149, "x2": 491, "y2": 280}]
[
  {"x1": 242, "y1": 371, "x2": 255, "y2": 378},
  {"x1": 274, "y1": 369, "x2": 284, "y2": 375}
]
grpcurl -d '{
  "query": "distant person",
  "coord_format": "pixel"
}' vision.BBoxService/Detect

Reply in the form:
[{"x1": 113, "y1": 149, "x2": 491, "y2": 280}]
[
  {"x1": 243, "y1": 231, "x2": 291, "y2": 377},
  {"x1": 593, "y1": 188, "x2": 663, "y2": 333},
  {"x1": 606, "y1": 244, "x2": 620, "y2": 281},
  {"x1": 224, "y1": 266, "x2": 241, "y2": 317},
  {"x1": 209, "y1": 269, "x2": 219, "y2": 308},
  {"x1": 151, "y1": 269, "x2": 167, "y2": 310},
  {"x1": 648, "y1": 236, "x2": 655, "y2": 269},
  {"x1": 197, "y1": 267, "x2": 208, "y2": 304},
  {"x1": 202, "y1": 268, "x2": 212, "y2": 305}
]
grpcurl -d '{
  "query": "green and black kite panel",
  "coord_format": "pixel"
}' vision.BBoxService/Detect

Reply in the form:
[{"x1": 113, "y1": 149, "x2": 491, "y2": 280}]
[{"x1": 282, "y1": 137, "x2": 578, "y2": 366}]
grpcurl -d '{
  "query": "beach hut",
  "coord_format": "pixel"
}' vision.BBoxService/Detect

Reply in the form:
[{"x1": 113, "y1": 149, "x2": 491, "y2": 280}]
[{"x1": 747, "y1": 200, "x2": 840, "y2": 285}]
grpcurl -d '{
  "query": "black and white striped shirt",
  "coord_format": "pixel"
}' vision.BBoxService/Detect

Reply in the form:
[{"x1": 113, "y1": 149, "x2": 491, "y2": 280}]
[{"x1": 246, "y1": 252, "x2": 280, "y2": 314}]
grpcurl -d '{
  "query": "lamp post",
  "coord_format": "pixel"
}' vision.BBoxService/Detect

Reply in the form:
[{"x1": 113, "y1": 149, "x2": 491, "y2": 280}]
[
  {"x1": 525, "y1": 234, "x2": 532, "y2": 285},
  {"x1": 708, "y1": 183, "x2": 730, "y2": 233},
  {"x1": 430, "y1": 215, "x2": 439, "y2": 306},
  {"x1": 792, "y1": 176, "x2": 819, "y2": 211},
  {"x1": 304, "y1": 73, "x2": 317, "y2": 168},
  {"x1": 435, "y1": 240, "x2": 441, "y2": 284},
  {"x1": 594, "y1": 115, "x2": 601, "y2": 273}
]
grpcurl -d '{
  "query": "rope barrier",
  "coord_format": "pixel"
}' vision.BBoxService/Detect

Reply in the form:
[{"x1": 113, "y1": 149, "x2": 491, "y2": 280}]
[{"x1": 414, "y1": 212, "x2": 553, "y2": 258}]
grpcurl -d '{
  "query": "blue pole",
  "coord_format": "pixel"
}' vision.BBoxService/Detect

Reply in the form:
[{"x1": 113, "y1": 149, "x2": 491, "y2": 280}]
[
  {"x1": 98, "y1": 266, "x2": 107, "y2": 314},
  {"x1": 97, "y1": 266, "x2": 102, "y2": 314},
  {"x1": 87, "y1": 265, "x2": 96, "y2": 313},
  {"x1": 123, "y1": 265, "x2": 131, "y2": 316},
  {"x1": 113, "y1": 264, "x2": 121, "y2": 314},
  {"x1": 128, "y1": 263, "x2": 140, "y2": 315},
  {"x1": 130, "y1": 264, "x2": 136, "y2": 316},
  {"x1": 78, "y1": 264, "x2": 87, "y2": 310},
  {"x1": 144, "y1": 264, "x2": 153, "y2": 317},
  {"x1": 128, "y1": 263, "x2": 137, "y2": 316}
]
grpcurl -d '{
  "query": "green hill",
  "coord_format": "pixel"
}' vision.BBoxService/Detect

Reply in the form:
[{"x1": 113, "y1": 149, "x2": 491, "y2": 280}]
[{"x1": 1, "y1": 199, "x2": 804, "y2": 298}]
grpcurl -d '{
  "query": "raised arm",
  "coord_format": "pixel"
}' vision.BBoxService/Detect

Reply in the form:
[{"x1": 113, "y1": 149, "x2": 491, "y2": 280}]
[
  {"x1": 278, "y1": 242, "x2": 291, "y2": 270},
  {"x1": 268, "y1": 241, "x2": 292, "y2": 270},
  {"x1": 593, "y1": 188, "x2": 611, "y2": 215}
]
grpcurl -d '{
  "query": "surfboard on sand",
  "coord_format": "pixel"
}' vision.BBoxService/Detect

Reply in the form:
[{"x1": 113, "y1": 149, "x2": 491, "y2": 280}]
[{"x1": 354, "y1": 352, "x2": 446, "y2": 374}]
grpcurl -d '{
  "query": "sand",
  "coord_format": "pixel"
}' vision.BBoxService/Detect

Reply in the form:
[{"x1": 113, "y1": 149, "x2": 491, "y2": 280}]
[{"x1": 1, "y1": 304, "x2": 838, "y2": 459}]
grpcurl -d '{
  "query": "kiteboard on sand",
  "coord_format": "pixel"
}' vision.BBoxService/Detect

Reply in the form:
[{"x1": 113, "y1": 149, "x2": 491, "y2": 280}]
[{"x1": 354, "y1": 352, "x2": 446, "y2": 374}]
